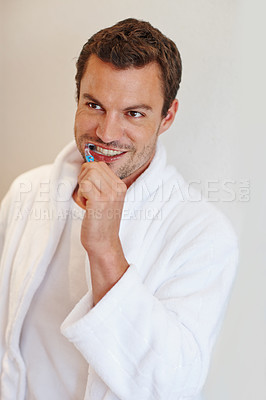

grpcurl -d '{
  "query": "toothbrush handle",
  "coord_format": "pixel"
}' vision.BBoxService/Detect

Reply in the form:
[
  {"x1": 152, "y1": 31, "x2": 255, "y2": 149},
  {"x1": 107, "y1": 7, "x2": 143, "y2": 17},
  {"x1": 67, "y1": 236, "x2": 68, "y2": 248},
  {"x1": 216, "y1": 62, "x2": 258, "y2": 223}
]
[
  {"x1": 86, "y1": 154, "x2": 94, "y2": 162},
  {"x1": 85, "y1": 148, "x2": 94, "y2": 162}
]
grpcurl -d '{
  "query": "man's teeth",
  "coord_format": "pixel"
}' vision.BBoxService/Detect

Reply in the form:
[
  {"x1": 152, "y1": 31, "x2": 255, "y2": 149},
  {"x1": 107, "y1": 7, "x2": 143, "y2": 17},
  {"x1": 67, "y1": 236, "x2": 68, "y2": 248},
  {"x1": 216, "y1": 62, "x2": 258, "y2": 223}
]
[{"x1": 94, "y1": 145, "x2": 124, "y2": 156}]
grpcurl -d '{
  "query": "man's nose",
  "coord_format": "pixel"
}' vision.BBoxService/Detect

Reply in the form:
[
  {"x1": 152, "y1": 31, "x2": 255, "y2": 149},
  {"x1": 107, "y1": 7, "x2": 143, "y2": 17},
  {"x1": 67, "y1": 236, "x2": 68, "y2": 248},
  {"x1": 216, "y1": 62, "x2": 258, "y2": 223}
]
[{"x1": 96, "y1": 113, "x2": 123, "y2": 143}]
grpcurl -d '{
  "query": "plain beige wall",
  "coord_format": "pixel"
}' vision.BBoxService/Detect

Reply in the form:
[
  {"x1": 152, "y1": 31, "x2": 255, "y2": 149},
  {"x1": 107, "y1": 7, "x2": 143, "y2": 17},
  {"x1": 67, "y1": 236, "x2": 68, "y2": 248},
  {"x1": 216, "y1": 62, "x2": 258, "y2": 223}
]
[{"x1": 1, "y1": 0, "x2": 265, "y2": 399}]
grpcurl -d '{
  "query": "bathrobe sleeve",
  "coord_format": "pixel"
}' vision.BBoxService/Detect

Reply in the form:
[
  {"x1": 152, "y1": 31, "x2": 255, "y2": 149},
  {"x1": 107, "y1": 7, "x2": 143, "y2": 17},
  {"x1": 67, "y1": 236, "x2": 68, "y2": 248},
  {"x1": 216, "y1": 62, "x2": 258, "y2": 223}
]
[{"x1": 61, "y1": 217, "x2": 238, "y2": 400}]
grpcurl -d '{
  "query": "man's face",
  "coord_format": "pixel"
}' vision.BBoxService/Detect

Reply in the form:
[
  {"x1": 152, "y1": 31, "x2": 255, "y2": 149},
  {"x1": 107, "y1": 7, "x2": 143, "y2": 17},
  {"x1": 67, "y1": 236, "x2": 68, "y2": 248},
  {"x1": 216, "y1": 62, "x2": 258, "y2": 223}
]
[{"x1": 74, "y1": 55, "x2": 176, "y2": 185}]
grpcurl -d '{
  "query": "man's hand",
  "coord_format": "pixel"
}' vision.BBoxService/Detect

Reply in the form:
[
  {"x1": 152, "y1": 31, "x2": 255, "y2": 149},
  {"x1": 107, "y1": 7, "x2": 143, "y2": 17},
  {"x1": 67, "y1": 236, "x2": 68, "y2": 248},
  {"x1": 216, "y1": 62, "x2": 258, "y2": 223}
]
[{"x1": 73, "y1": 161, "x2": 129, "y2": 305}]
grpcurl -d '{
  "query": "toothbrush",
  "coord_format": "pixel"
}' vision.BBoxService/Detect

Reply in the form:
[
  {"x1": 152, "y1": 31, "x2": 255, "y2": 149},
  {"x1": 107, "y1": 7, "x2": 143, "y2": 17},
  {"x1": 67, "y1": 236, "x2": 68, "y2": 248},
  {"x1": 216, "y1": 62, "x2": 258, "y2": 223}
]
[{"x1": 85, "y1": 144, "x2": 95, "y2": 162}]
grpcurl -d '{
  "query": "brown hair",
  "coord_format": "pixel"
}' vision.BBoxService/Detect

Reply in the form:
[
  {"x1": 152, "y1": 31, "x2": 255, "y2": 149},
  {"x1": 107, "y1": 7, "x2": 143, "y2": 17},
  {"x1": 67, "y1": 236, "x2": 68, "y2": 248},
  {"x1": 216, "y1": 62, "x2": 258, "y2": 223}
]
[{"x1": 75, "y1": 18, "x2": 182, "y2": 117}]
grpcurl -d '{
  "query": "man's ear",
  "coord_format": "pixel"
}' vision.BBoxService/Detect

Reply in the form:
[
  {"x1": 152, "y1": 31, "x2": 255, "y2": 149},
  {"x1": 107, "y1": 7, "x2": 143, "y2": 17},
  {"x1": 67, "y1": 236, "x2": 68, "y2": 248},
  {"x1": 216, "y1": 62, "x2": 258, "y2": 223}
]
[{"x1": 158, "y1": 99, "x2": 179, "y2": 135}]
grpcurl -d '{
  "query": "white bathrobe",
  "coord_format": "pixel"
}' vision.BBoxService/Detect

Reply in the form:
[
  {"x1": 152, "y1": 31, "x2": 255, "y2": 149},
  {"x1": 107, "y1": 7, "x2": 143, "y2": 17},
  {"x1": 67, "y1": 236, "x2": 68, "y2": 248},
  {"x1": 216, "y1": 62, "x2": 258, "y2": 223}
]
[{"x1": 0, "y1": 140, "x2": 238, "y2": 400}]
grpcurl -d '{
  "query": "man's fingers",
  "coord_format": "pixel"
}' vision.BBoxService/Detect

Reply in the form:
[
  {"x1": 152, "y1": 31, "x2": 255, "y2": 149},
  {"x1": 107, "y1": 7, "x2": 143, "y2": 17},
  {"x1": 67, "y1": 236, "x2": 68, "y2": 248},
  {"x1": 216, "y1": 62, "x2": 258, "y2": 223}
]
[{"x1": 78, "y1": 162, "x2": 127, "y2": 201}]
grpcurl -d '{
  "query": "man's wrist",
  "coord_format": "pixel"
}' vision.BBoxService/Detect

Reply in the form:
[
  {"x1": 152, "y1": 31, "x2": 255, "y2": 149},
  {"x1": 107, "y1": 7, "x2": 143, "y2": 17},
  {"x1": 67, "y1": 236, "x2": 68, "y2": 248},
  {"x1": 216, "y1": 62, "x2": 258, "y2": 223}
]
[{"x1": 88, "y1": 243, "x2": 129, "y2": 305}]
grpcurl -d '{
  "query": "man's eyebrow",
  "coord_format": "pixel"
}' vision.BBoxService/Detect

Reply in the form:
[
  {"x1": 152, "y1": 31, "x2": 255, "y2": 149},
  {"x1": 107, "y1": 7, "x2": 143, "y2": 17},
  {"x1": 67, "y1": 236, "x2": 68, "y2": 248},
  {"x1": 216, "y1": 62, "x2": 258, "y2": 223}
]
[
  {"x1": 123, "y1": 104, "x2": 153, "y2": 112},
  {"x1": 82, "y1": 93, "x2": 104, "y2": 108}
]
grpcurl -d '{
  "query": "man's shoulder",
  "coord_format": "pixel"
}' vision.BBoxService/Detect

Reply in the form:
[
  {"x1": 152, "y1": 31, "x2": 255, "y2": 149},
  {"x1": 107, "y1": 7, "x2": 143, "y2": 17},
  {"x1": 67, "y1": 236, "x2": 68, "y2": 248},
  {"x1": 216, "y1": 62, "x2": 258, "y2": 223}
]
[
  {"x1": 10, "y1": 164, "x2": 53, "y2": 190},
  {"x1": 15, "y1": 164, "x2": 53, "y2": 180},
  {"x1": 158, "y1": 168, "x2": 238, "y2": 253},
  {"x1": 2, "y1": 164, "x2": 53, "y2": 207}
]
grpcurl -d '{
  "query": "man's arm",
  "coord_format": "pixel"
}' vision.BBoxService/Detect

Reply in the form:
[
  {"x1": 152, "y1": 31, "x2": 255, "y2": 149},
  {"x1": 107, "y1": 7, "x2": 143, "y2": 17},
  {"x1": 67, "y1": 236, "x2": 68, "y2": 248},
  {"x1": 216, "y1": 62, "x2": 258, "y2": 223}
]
[{"x1": 73, "y1": 161, "x2": 129, "y2": 305}]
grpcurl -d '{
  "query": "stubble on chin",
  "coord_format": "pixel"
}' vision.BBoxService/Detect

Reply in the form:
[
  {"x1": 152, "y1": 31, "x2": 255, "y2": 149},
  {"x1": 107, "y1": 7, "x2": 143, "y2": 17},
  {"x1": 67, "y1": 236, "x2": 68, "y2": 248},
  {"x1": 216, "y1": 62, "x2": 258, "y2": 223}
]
[{"x1": 115, "y1": 141, "x2": 157, "y2": 180}]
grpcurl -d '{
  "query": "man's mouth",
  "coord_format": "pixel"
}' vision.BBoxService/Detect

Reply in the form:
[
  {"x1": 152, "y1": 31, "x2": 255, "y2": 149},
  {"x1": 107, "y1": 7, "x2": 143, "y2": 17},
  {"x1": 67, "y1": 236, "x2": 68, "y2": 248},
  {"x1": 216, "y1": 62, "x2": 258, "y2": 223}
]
[
  {"x1": 92, "y1": 145, "x2": 124, "y2": 157},
  {"x1": 85, "y1": 143, "x2": 127, "y2": 163}
]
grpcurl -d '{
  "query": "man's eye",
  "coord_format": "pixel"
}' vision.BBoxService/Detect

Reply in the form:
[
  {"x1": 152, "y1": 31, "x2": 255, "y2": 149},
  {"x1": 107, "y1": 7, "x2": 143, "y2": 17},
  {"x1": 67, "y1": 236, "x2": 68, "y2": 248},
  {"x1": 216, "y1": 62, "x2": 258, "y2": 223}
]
[
  {"x1": 127, "y1": 111, "x2": 144, "y2": 118},
  {"x1": 87, "y1": 102, "x2": 102, "y2": 110}
]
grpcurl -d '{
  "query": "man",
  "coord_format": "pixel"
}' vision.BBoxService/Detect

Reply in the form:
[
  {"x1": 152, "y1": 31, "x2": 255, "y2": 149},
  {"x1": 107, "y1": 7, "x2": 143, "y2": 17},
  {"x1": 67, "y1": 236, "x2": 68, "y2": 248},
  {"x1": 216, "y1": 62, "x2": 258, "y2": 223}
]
[{"x1": 0, "y1": 18, "x2": 238, "y2": 400}]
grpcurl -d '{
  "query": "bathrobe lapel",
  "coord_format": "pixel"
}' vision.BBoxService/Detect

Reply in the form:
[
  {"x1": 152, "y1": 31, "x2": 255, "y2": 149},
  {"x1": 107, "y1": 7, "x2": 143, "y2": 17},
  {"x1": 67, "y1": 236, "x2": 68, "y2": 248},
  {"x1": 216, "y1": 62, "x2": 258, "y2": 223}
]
[{"x1": 6, "y1": 142, "x2": 83, "y2": 354}]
